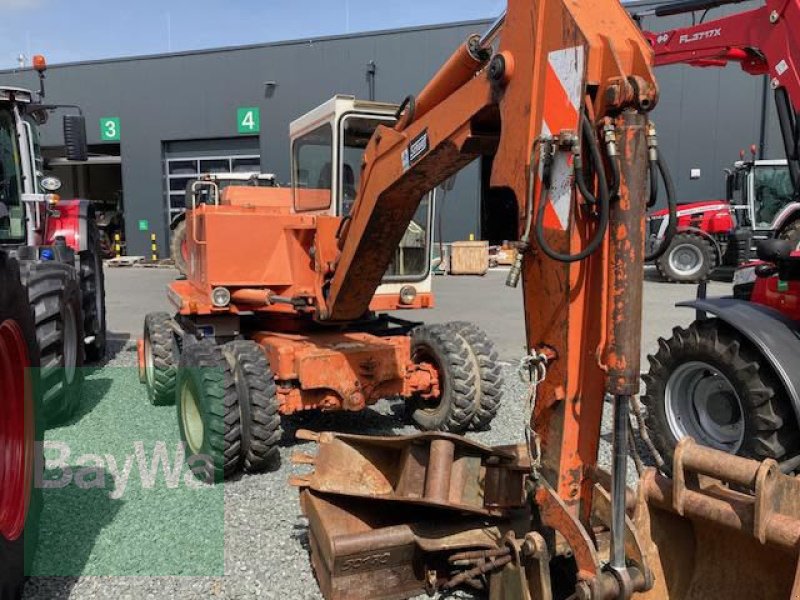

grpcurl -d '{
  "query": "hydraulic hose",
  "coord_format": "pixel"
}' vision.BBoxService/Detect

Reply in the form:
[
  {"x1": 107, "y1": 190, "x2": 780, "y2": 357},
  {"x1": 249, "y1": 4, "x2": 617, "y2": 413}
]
[
  {"x1": 534, "y1": 113, "x2": 610, "y2": 263},
  {"x1": 647, "y1": 159, "x2": 659, "y2": 208},
  {"x1": 644, "y1": 153, "x2": 677, "y2": 262}
]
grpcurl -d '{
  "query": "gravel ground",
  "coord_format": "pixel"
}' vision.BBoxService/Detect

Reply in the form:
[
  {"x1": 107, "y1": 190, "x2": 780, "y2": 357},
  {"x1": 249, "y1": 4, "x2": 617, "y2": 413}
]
[{"x1": 23, "y1": 335, "x2": 649, "y2": 600}]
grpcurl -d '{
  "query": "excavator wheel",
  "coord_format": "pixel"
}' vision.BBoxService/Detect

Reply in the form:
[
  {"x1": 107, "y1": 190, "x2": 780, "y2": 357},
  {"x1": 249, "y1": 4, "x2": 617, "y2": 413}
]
[
  {"x1": 407, "y1": 324, "x2": 478, "y2": 433},
  {"x1": 223, "y1": 341, "x2": 282, "y2": 473},
  {"x1": 0, "y1": 252, "x2": 42, "y2": 600},
  {"x1": 79, "y1": 214, "x2": 107, "y2": 363},
  {"x1": 176, "y1": 339, "x2": 241, "y2": 483},
  {"x1": 642, "y1": 318, "x2": 799, "y2": 472},
  {"x1": 446, "y1": 321, "x2": 504, "y2": 430},
  {"x1": 170, "y1": 219, "x2": 189, "y2": 276},
  {"x1": 20, "y1": 261, "x2": 85, "y2": 428},
  {"x1": 656, "y1": 232, "x2": 715, "y2": 283},
  {"x1": 143, "y1": 312, "x2": 178, "y2": 406}
]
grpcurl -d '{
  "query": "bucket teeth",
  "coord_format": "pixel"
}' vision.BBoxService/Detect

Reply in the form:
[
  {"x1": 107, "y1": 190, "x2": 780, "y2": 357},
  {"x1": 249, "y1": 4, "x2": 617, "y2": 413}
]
[
  {"x1": 289, "y1": 474, "x2": 314, "y2": 487},
  {"x1": 296, "y1": 429, "x2": 321, "y2": 442},
  {"x1": 292, "y1": 452, "x2": 317, "y2": 465}
]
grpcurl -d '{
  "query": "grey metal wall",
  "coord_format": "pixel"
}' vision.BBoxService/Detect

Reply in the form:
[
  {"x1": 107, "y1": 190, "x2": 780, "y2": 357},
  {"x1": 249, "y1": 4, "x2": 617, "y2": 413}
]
[
  {"x1": 0, "y1": 7, "x2": 782, "y2": 253},
  {"x1": 0, "y1": 21, "x2": 487, "y2": 255}
]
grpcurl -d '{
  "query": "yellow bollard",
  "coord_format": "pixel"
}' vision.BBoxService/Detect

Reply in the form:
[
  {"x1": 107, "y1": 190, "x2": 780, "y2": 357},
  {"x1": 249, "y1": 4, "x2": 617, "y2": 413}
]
[
  {"x1": 151, "y1": 233, "x2": 158, "y2": 261},
  {"x1": 114, "y1": 233, "x2": 122, "y2": 258}
]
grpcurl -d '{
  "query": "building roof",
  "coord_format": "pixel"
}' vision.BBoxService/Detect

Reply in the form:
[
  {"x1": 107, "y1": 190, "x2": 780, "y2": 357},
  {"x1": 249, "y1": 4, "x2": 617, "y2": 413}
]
[{"x1": 0, "y1": 18, "x2": 494, "y2": 74}]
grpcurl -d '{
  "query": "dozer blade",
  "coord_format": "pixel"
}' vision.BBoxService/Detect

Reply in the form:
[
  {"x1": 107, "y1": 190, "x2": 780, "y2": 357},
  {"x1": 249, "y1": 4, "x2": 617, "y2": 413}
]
[
  {"x1": 291, "y1": 430, "x2": 529, "y2": 516},
  {"x1": 634, "y1": 438, "x2": 800, "y2": 600}
]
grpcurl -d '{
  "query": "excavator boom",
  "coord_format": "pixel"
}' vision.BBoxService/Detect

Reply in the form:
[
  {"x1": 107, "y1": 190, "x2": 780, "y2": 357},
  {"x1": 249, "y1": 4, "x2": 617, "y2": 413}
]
[{"x1": 291, "y1": 0, "x2": 800, "y2": 598}]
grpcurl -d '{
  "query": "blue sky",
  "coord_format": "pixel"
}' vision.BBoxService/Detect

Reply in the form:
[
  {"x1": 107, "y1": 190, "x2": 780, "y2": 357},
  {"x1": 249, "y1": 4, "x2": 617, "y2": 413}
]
[{"x1": 0, "y1": 0, "x2": 505, "y2": 69}]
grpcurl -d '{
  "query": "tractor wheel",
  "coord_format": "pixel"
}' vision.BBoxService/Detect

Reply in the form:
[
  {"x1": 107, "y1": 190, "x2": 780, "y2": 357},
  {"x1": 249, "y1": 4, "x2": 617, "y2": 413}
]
[
  {"x1": 143, "y1": 313, "x2": 178, "y2": 406},
  {"x1": 170, "y1": 219, "x2": 188, "y2": 276},
  {"x1": 0, "y1": 252, "x2": 42, "y2": 600},
  {"x1": 223, "y1": 341, "x2": 282, "y2": 473},
  {"x1": 446, "y1": 321, "x2": 504, "y2": 430},
  {"x1": 642, "y1": 319, "x2": 799, "y2": 473},
  {"x1": 20, "y1": 261, "x2": 85, "y2": 427},
  {"x1": 79, "y1": 215, "x2": 107, "y2": 362},
  {"x1": 656, "y1": 233, "x2": 714, "y2": 283},
  {"x1": 408, "y1": 324, "x2": 478, "y2": 433},
  {"x1": 176, "y1": 339, "x2": 241, "y2": 483},
  {"x1": 779, "y1": 220, "x2": 800, "y2": 250}
]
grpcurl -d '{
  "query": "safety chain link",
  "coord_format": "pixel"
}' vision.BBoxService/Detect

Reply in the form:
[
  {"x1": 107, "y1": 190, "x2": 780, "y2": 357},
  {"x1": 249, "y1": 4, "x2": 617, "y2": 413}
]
[{"x1": 519, "y1": 352, "x2": 549, "y2": 479}]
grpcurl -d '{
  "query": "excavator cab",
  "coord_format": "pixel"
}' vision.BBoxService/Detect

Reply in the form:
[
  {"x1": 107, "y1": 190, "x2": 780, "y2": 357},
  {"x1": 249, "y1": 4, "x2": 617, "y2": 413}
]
[{"x1": 290, "y1": 95, "x2": 435, "y2": 304}]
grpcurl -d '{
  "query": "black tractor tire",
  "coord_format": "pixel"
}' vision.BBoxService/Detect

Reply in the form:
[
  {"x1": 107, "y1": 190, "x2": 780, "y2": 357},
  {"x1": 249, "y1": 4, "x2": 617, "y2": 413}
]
[
  {"x1": 143, "y1": 313, "x2": 178, "y2": 406},
  {"x1": 20, "y1": 261, "x2": 85, "y2": 427},
  {"x1": 170, "y1": 219, "x2": 188, "y2": 276},
  {"x1": 0, "y1": 252, "x2": 42, "y2": 600},
  {"x1": 79, "y1": 215, "x2": 107, "y2": 362},
  {"x1": 641, "y1": 319, "x2": 799, "y2": 474},
  {"x1": 779, "y1": 219, "x2": 800, "y2": 251},
  {"x1": 408, "y1": 324, "x2": 478, "y2": 433},
  {"x1": 446, "y1": 321, "x2": 504, "y2": 430},
  {"x1": 655, "y1": 233, "x2": 715, "y2": 283},
  {"x1": 176, "y1": 339, "x2": 241, "y2": 483},
  {"x1": 223, "y1": 341, "x2": 282, "y2": 473}
]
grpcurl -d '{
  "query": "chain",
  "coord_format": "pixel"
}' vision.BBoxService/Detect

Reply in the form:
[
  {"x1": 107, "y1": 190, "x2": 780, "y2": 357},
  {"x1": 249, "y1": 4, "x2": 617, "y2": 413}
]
[{"x1": 519, "y1": 352, "x2": 549, "y2": 479}]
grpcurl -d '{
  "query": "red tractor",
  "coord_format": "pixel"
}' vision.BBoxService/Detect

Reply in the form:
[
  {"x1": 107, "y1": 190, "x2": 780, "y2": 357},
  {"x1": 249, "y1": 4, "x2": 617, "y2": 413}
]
[
  {"x1": 0, "y1": 251, "x2": 41, "y2": 600},
  {"x1": 647, "y1": 158, "x2": 795, "y2": 282},
  {"x1": 1, "y1": 57, "x2": 106, "y2": 425},
  {"x1": 641, "y1": 0, "x2": 800, "y2": 471}
]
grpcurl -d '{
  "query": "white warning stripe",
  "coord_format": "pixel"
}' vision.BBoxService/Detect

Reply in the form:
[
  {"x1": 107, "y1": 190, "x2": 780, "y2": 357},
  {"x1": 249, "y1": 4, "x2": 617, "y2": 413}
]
[
  {"x1": 541, "y1": 46, "x2": 585, "y2": 231},
  {"x1": 547, "y1": 46, "x2": 585, "y2": 114}
]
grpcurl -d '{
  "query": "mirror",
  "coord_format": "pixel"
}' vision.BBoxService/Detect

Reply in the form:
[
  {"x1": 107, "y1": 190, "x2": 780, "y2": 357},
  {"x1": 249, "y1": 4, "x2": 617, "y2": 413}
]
[
  {"x1": 63, "y1": 115, "x2": 88, "y2": 162},
  {"x1": 41, "y1": 176, "x2": 62, "y2": 192}
]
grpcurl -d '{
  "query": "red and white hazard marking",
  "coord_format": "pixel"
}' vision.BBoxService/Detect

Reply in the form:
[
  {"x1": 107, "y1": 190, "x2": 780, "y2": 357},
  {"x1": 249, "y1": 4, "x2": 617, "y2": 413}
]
[{"x1": 540, "y1": 46, "x2": 585, "y2": 231}]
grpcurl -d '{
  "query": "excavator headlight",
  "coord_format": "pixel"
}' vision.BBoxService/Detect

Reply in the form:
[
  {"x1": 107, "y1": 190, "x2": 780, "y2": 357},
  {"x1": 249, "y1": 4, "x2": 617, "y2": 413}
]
[
  {"x1": 399, "y1": 286, "x2": 417, "y2": 305},
  {"x1": 211, "y1": 287, "x2": 231, "y2": 308}
]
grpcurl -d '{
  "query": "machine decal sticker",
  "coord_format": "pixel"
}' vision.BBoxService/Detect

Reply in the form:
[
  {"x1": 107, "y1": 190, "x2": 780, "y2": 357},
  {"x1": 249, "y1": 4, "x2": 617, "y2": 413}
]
[
  {"x1": 541, "y1": 45, "x2": 585, "y2": 231},
  {"x1": 402, "y1": 129, "x2": 430, "y2": 171}
]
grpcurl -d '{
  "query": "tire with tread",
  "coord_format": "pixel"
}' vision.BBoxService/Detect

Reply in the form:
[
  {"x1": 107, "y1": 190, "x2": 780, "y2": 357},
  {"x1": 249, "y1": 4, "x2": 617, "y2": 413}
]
[
  {"x1": 642, "y1": 318, "x2": 799, "y2": 473},
  {"x1": 408, "y1": 324, "x2": 478, "y2": 433},
  {"x1": 20, "y1": 261, "x2": 84, "y2": 427},
  {"x1": 171, "y1": 219, "x2": 188, "y2": 276},
  {"x1": 0, "y1": 252, "x2": 42, "y2": 600},
  {"x1": 656, "y1": 232, "x2": 714, "y2": 283},
  {"x1": 79, "y1": 215, "x2": 107, "y2": 362},
  {"x1": 143, "y1": 312, "x2": 177, "y2": 406},
  {"x1": 176, "y1": 339, "x2": 241, "y2": 482},
  {"x1": 223, "y1": 341, "x2": 282, "y2": 473},
  {"x1": 446, "y1": 321, "x2": 504, "y2": 430}
]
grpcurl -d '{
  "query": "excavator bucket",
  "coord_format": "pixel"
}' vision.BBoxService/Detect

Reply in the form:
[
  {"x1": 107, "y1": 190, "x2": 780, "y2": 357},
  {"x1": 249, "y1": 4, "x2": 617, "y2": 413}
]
[
  {"x1": 295, "y1": 433, "x2": 800, "y2": 599},
  {"x1": 633, "y1": 438, "x2": 800, "y2": 600}
]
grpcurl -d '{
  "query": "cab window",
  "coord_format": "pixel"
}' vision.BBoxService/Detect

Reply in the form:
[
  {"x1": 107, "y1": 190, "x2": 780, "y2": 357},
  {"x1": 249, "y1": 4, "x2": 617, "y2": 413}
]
[
  {"x1": 339, "y1": 115, "x2": 389, "y2": 216},
  {"x1": 292, "y1": 124, "x2": 333, "y2": 211},
  {"x1": 0, "y1": 109, "x2": 24, "y2": 242},
  {"x1": 754, "y1": 165, "x2": 793, "y2": 228}
]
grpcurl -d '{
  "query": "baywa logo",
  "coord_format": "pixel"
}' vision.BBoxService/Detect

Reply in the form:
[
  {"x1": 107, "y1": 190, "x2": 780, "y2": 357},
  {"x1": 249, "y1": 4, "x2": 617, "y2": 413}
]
[{"x1": 37, "y1": 441, "x2": 214, "y2": 499}]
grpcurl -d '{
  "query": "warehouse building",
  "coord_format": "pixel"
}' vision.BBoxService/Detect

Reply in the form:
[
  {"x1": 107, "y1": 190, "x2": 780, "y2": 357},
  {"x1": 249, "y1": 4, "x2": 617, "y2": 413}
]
[{"x1": 0, "y1": 1, "x2": 783, "y2": 256}]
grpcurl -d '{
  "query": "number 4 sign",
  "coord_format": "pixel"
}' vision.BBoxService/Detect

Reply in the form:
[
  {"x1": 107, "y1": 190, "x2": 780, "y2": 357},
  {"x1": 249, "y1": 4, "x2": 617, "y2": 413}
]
[
  {"x1": 100, "y1": 117, "x2": 121, "y2": 141},
  {"x1": 237, "y1": 107, "x2": 260, "y2": 134}
]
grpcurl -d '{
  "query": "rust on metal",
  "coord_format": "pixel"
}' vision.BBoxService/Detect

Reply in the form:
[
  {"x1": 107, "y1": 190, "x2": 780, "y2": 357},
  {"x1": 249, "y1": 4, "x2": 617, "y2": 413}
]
[{"x1": 292, "y1": 431, "x2": 528, "y2": 516}]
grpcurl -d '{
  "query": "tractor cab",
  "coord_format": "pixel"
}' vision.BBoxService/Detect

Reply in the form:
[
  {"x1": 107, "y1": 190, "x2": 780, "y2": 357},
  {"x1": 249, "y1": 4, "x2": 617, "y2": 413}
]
[
  {"x1": 289, "y1": 95, "x2": 435, "y2": 305},
  {"x1": 727, "y1": 159, "x2": 796, "y2": 240},
  {"x1": 0, "y1": 84, "x2": 87, "y2": 248}
]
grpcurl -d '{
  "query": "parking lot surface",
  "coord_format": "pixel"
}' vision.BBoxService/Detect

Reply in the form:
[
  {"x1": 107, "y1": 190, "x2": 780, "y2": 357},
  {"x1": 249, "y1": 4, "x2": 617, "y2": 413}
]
[{"x1": 24, "y1": 267, "x2": 729, "y2": 600}]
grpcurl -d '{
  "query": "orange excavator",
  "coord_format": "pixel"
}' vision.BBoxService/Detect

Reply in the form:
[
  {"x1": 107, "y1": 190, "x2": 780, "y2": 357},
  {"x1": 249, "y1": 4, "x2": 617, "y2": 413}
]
[
  {"x1": 279, "y1": 0, "x2": 798, "y2": 598},
  {"x1": 140, "y1": 0, "x2": 800, "y2": 596}
]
